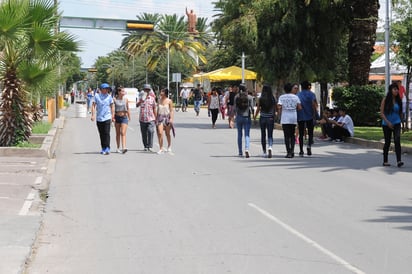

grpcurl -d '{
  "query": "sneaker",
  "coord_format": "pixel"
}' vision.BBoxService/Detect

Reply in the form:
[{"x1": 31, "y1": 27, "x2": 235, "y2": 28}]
[
  {"x1": 245, "y1": 150, "x2": 250, "y2": 158},
  {"x1": 335, "y1": 139, "x2": 343, "y2": 143},
  {"x1": 268, "y1": 148, "x2": 272, "y2": 159},
  {"x1": 122, "y1": 148, "x2": 128, "y2": 154},
  {"x1": 261, "y1": 153, "x2": 267, "y2": 158},
  {"x1": 104, "y1": 147, "x2": 110, "y2": 155},
  {"x1": 144, "y1": 148, "x2": 148, "y2": 151},
  {"x1": 307, "y1": 147, "x2": 312, "y2": 156},
  {"x1": 147, "y1": 148, "x2": 154, "y2": 153},
  {"x1": 157, "y1": 149, "x2": 164, "y2": 154},
  {"x1": 116, "y1": 148, "x2": 121, "y2": 153},
  {"x1": 299, "y1": 151, "x2": 304, "y2": 157},
  {"x1": 100, "y1": 149, "x2": 105, "y2": 155}
]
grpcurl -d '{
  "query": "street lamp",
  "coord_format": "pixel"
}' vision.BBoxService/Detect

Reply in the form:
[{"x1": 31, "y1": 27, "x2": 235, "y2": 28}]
[
  {"x1": 384, "y1": 0, "x2": 390, "y2": 94},
  {"x1": 157, "y1": 30, "x2": 170, "y2": 91}
]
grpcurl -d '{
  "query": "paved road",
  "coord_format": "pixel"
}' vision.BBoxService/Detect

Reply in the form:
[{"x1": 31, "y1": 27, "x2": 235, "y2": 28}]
[{"x1": 25, "y1": 105, "x2": 412, "y2": 274}]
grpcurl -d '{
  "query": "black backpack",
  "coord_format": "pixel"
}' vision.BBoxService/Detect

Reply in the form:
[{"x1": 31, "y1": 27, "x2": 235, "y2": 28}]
[{"x1": 236, "y1": 92, "x2": 249, "y2": 111}]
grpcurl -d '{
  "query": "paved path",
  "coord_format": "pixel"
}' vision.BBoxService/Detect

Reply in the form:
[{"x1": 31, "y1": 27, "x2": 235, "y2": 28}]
[{"x1": 2, "y1": 104, "x2": 411, "y2": 274}]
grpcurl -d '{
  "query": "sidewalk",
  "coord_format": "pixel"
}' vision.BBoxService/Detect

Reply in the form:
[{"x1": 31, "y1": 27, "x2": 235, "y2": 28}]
[{"x1": 0, "y1": 115, "x2": 63, "y2": 274}]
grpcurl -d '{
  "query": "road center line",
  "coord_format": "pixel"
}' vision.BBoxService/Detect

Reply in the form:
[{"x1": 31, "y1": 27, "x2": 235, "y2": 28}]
[{"x1": 248, "y1": 203, "x2": 366, "y2": 274}]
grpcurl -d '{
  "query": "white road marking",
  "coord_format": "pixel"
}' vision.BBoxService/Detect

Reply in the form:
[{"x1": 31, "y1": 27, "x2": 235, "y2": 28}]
[
  {"x1": 19, "y1": 189, "x2": 37, "y2": 216},
  {"x1": 34, "y1": 176, "x2": 42, "y2": 185},
  {"x1": 248, "y1": 203, "x2": 366, "y2": 274},
  {"x1": 0, "y1": 197, "x2": 10, "y2": 199}
]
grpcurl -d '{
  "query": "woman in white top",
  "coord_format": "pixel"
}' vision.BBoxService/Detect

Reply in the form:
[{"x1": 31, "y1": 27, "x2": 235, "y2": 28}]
[
  {"x1": 113, "y1": 87, "x2": 130, "y2": 153},
  {"x1": 207, "y1": 87, "x2": 220, "y2": 128},
  {"x1": 277, "y1": 83, "x2": 302, "y2": 158},
  {"x1": 156, "y1": 88, "x2": 174, "y2": 154}
]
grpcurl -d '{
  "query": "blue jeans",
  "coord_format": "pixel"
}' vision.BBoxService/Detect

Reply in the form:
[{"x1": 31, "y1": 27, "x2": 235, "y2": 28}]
[
  {"x1": 236, "y1": 116, "x2": 251, "y2": 155},
  {"x1": 140, "y1": 121, "x2": 155, "y2": 149},
  {"x1": 194, "y1": 100, "x2": 202, "y2": 114},
  {"x1": 259, "y1": 116, "x2": 274, "y2": 153}
]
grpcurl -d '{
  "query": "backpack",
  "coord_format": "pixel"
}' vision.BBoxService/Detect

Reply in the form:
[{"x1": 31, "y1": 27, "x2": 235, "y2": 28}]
[{"x1": 236, "y1": 92, "x2": 249, "y2": 112}]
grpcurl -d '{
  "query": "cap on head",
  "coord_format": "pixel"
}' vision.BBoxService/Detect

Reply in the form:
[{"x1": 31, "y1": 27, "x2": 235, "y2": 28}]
[
  {"x1": 100, "y1": 83, "x2": 110, "y2": 89},
  {"x1": 143, "y1": 84, "x2": 151, "y2": 90}
]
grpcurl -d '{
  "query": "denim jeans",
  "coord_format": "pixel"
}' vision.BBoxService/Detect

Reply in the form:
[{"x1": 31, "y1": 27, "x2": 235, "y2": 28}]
[
  {"x1": 194, "y1": 100, "x2": 202, "y2": 114},
  {"x1": 236, "y1": 115, "x2": 251, "y2": 155},
  {"x1": 140, "y1": 121, "x2": 155, "y2": 149},
  {"x1": 259, "y1": 116, "x2": 274, "y2": 153}
]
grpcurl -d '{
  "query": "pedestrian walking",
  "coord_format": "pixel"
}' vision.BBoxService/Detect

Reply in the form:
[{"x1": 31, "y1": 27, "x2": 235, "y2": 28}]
[
  {"x1": 90, "y1": 83, "x2": 114, "y2": 155},
  {"x1": 227, "y1": 85, "x2": 238, "y2": 128},
  {"x1": 207, "y1": 87, "x2": 220, "y2": 128},
  {"x1": 297, "y1": 80, "x2": 318, "y2": 156},
  {"x1": 137, "y1": 84, "x2": 157, "y2": 152},
  {"x1": 253, "y1": 84, "x2": 277, "y2": 158},
  {"x1": 156, "y1": 88, "x2": 174, "y2": 154},
  {"x1": 180, "y1": 85, "x2": 190, "y2": 112},
  {"x1": 234, "y1": 84, "x2": 253, "y2": 158},
  {"x1": 219, "y1": 87, "x2": 227, "y2": 120},
  {"x1": 191, "y1": 84, "x2": 203, "y2": 116},
  {"x1": 114, "y1": 87, "x2": 130, "y2": 154},
  {"x1": 277, "y1": 83, "x2": 302, "y2": 158},
  {"x1": 380, "y1": 83, "x2": 404, "y2": 167}
]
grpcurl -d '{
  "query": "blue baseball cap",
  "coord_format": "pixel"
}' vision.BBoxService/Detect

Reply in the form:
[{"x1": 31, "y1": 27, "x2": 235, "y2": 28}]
[{"x1": 100, "y1": 83, "x2": 110, "y2": 89}]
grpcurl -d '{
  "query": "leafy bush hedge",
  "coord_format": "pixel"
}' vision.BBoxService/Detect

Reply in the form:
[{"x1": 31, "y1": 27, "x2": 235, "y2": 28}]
[{"x1": 332, "y1": 85, "x2": 385, "y2": 126}]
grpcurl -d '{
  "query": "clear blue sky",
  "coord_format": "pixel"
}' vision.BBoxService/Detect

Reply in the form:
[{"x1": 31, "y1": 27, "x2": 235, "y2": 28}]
[
  {"x1": 59, "y1": 0, "x2": 387, "y2": 68},
  {"x1": 59, "y1": 0, "x2": 215, "y2": 68}
]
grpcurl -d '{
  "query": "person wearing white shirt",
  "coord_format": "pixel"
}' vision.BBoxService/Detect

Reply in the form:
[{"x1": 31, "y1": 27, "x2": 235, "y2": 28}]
[
  {"x1": 277, "y1": 83, "x2": 302, "y2": 158},
  {"x1": 329, "y1": 108, "x2": 354, "y2": 142}
]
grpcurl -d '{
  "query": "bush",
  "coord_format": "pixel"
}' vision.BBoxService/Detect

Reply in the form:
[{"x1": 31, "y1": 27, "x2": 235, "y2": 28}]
[{"x1": 332, "y1": 85, "x2": 385, "y2": 126}]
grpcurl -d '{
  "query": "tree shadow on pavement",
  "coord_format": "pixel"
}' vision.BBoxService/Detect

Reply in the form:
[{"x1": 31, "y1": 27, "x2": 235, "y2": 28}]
[{"x1": 364, "y1": 201, "x2": 412, "y2": 231}]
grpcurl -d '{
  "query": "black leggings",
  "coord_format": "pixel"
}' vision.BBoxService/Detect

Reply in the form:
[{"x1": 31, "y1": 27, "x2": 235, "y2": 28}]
[
  {"x1": 282, "y1": 124, "x2": 296, "y2": 154},
  {"x1": 382, "y1": 124, "x2": 401, "y2": 162},
  {"x1": 211, "y1": 108, "x2": 219, "y2": 125}
]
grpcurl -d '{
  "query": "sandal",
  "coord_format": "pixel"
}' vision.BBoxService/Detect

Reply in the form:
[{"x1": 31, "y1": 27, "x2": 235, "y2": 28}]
[
  {"x1": 397, "y1": 161, "x2": 404, "y2": 168},
  {"x1": 382, "y1": 162, "x2": 391, "y2": 167}
]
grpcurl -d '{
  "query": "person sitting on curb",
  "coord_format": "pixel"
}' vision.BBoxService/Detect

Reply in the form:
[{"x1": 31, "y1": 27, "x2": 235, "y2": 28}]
[{"x1": 329, "y1": 108, "x2": 354, "y2": 142}]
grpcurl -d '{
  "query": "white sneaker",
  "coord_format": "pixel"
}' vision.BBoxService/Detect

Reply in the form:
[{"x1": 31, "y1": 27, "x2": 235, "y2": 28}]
[
  {"x1": 157, "y1": 149, "x2": 164, "y2": 154},
  {"x1": 261, "y1": 153, "x2": 267, "y2": 158},
  {"x1": 116, "y1": 148, "x2": 121, "y2": 153}
]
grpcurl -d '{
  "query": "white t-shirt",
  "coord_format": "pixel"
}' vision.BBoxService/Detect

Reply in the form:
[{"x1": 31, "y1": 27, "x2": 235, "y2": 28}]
[
  {"x1": 278, "y1": 93, "x2": 301, "y2": 124},
  {"x1": 180, "y1": 88, "x2": 190, "y2": 99},
  {"x1": 337, "y1": 114, "x2": 354, "y2": 136}
]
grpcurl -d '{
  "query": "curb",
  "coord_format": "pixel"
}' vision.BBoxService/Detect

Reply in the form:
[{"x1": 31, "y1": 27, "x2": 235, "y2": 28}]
[{"x1": 0, "y1": 116, "x2": 64, "y2": 158}]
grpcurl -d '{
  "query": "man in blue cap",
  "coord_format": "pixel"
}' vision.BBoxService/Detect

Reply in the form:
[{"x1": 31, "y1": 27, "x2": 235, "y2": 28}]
[{"x1": 91, "y1": 83, "x2": 114, "y2": 155}]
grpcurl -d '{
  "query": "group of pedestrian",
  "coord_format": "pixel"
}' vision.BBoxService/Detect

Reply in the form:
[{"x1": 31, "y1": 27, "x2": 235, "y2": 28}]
[
  {"x1": 91, "y1": 83, "x2": 174, "y2": 155},
  {"x1": 90, "y1": 79, "x2": 405, "y2": 168}
]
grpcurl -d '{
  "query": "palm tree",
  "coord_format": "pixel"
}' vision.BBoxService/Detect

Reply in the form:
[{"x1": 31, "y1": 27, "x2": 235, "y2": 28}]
[
  {"x1": 121, "y1": 13, "x2": 212, "y2": 87},
  {"x1": 0, "y1": 0, "x2": 78, "y2": 146}
]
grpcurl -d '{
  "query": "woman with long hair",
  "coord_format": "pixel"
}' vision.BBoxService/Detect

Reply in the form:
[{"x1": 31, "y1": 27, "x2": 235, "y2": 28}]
[
  {"x1": 207, "y1": 87, "x2": 220, "y2": 128},
  {"x1": 380, "y1": 83, "x2": 404, "y2": 167},
  {"x1": 254, "y1": 85, "x2": 277, "y2": 158},
  {"x1": 113, "y1": 87, "x2": 130, "y2": 154},
  {"x1": 156, "y1": 88, "x2": 174, "y2": 154}
]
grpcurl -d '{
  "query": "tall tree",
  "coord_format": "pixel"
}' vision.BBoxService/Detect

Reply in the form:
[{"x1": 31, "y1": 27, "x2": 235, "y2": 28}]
[
  {"x1": 0, "y1": 0, "x2": 79, "y2": 146},
  {"x1": 346, "y1": 0, "x2": 380, "y2": 85},
  {"x1": 121, "y1": 13, "x2": 212, "y2": 88}
]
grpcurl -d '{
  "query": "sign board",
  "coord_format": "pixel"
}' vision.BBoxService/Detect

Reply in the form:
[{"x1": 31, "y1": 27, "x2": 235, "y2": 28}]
[
  {"x1": 172, "y1": 73, "x2": 181, "y2": 83},
  {"x1": 124, "y1": 88, "x2": 139, "y2": 109}
]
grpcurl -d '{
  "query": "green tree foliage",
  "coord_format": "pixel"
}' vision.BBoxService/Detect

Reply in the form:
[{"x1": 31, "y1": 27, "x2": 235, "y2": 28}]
[
  {"x1": 212, "y1": 0, "x2": 348, "y2": 88},
  {"x1": 0, "y1": 0, "x2": 79, "y2": 146},
  {"x1": 120, "y1": 13, "x2": 213, "y2": 88},
  {"x1": 332, "y1": 85, "x2": 384, "y2": 126}
]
